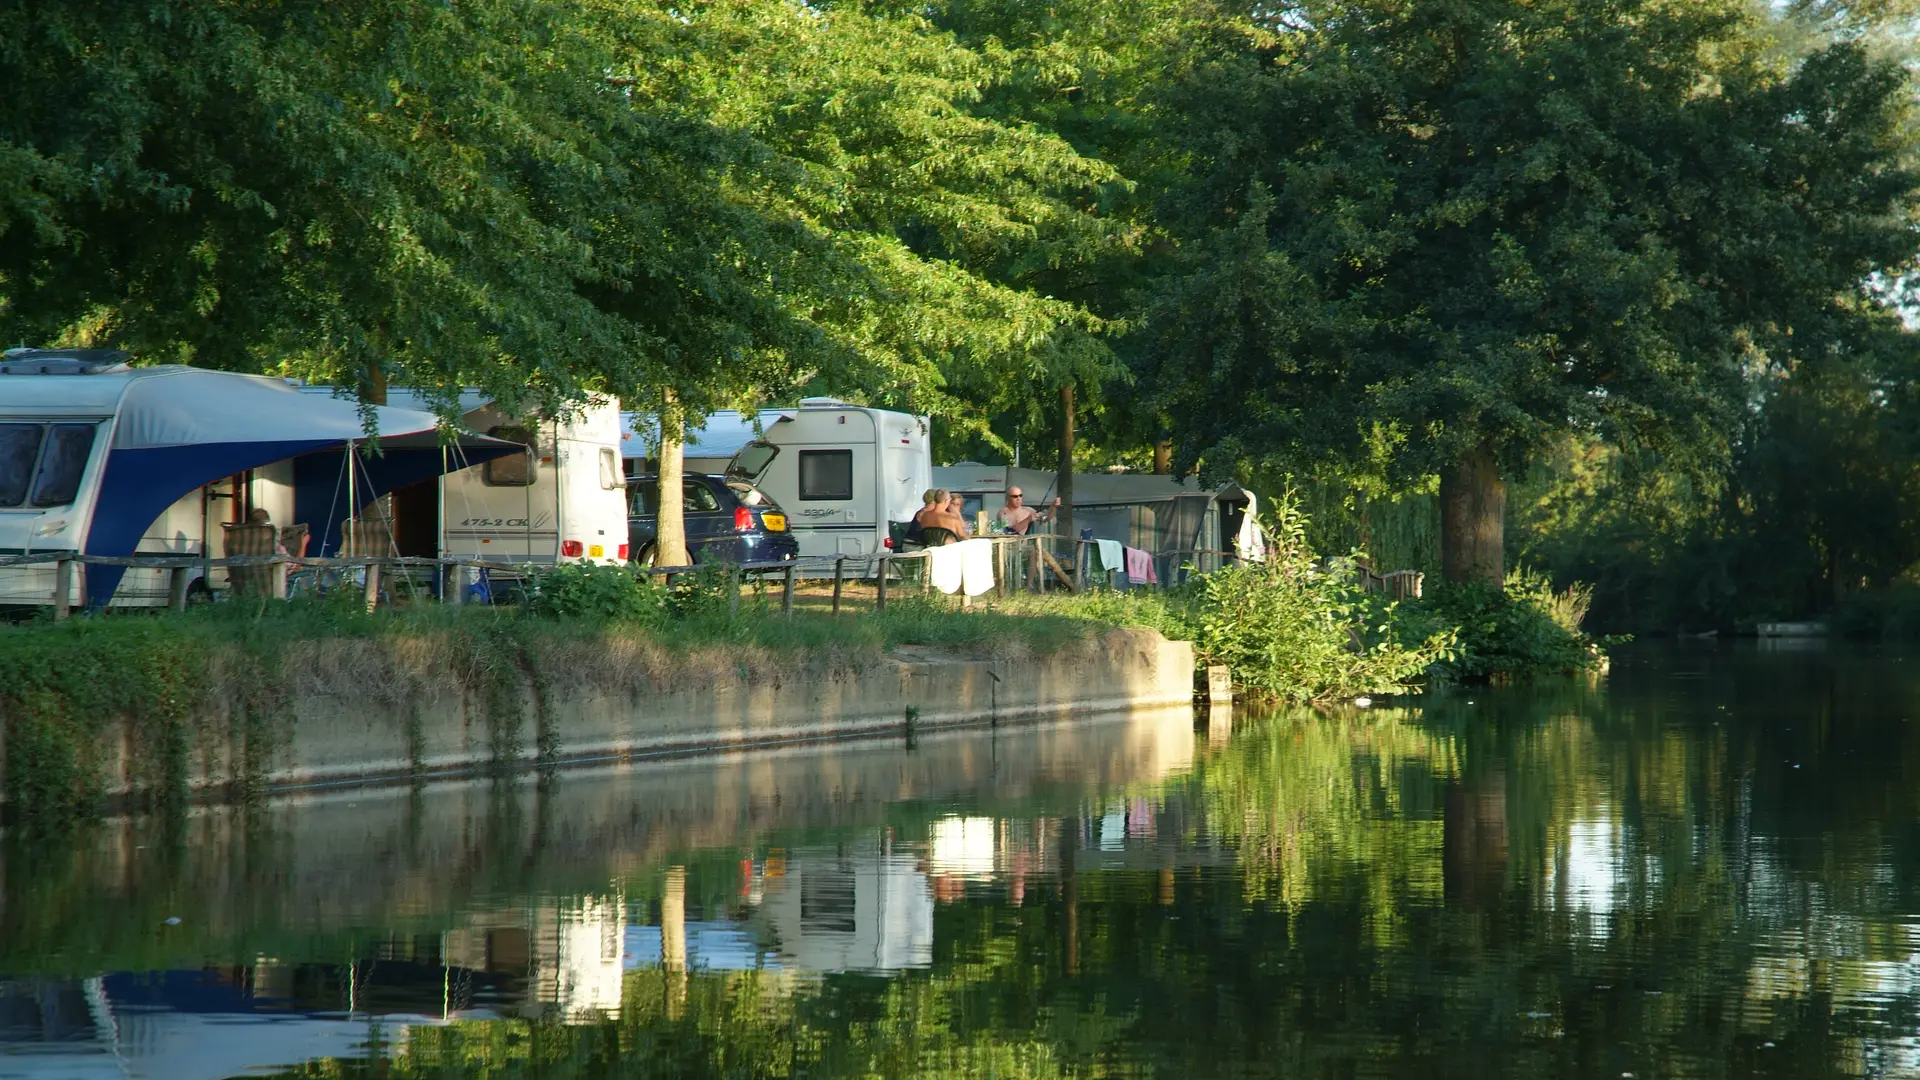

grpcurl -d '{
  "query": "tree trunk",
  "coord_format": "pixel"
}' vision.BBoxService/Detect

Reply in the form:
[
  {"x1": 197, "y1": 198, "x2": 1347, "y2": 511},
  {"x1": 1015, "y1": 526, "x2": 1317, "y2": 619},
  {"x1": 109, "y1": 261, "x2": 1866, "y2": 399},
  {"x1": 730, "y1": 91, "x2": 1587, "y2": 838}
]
[
  {"x1": 654, "y1": 390, "x2": 691, "y2": 567},
  {"x1": 1152, "y1": 440, "x2": 1172, "y2": 475},
  {"x1": 1056, "y1": 383, "x2": 1075, "y2": 552},
  {"x1": 1440, "y1": 443, "x2": 1506, "y2": 587}
]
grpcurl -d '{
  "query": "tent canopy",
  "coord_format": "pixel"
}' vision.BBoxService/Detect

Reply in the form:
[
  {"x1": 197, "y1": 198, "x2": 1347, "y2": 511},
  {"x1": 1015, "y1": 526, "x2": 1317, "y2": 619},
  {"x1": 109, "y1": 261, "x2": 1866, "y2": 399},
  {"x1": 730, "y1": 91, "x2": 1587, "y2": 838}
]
[{"x1": 84, "y1": 368, "x2": 519, "y2": 603}]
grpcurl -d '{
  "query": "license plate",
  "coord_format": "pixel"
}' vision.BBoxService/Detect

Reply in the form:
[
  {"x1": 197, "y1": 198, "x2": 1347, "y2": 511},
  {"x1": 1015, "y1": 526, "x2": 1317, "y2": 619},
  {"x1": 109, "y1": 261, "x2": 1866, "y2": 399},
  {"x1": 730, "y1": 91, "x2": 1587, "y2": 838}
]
[
  {"x1": 588, "y1": 544, "x2": 605, "y2": 557},
  {"x1": 763, "y1": 513, "x2": 787, "y2": 531}
]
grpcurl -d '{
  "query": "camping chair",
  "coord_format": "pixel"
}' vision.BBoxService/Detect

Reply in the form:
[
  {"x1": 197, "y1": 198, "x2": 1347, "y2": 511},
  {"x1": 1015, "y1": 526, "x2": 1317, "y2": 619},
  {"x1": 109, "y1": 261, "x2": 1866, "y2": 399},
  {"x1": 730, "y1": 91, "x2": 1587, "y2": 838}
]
[
  {"x1": 220, "y1": 521, "x2": 279, "y2": 597},
  {"x1": 339, "y1": 516, "x2": 407, "y2": 604}
]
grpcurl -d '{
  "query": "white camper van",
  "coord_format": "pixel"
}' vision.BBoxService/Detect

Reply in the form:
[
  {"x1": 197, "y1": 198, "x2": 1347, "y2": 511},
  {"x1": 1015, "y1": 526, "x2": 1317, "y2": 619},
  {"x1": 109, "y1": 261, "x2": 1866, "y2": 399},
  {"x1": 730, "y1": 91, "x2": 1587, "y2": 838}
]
[
  {"x1": 0, "y1": 350, "x2": 516, "y2": 609},
  {"x1": 723, "y1": 399, "x2": 932, "y2": 563}
]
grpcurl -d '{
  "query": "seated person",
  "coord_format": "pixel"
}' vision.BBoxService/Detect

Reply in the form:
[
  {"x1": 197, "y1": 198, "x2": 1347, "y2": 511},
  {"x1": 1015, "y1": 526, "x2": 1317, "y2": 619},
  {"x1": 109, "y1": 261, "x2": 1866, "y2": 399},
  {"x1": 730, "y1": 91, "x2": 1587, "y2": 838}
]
[
  {"x1": 944, "y1": 493, "x2": 971, "y2": 539},
  {"x1": 912, "y1": 488, "x2": 967, "y2": 544},
  {"x1": 999, "y1": 487, "x2": 1058, "y2": 535}
]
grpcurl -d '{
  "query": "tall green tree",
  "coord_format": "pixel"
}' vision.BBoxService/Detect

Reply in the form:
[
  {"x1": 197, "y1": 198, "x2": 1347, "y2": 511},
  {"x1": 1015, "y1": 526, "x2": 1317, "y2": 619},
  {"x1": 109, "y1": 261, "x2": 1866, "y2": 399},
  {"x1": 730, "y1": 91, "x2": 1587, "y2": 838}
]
[{"x1": 1143, "y1": 0, "x2": 1920, "y2": 586}]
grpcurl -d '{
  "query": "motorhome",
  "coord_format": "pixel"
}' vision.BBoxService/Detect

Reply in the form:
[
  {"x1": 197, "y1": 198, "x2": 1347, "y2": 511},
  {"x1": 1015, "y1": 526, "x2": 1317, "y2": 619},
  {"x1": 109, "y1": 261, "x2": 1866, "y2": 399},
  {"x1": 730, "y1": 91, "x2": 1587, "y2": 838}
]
[
  {"x1": 727, "y1": 399, "x2": 930, "y2": 563},
  {"x1": 0, "y1": 349, "x2": 517, "y2": 609},
  {"x1": 302, "y1": 388, "x2": 629, "y2": 566},
  {"x1": 621, "y1": 400, "x2": 931, "y2": 565}
]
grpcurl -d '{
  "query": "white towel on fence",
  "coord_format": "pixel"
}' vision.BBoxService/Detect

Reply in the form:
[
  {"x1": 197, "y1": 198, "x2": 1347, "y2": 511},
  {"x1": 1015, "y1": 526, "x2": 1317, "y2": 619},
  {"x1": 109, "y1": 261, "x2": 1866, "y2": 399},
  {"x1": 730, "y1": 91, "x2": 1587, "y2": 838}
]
[
  {"x1": 929, "y1": 542, "x2": 965, "y2": 594},
  {"x1": 959, "y1": 538, "x2": 997, "y2": 596},
  {"x1": 1094, "y1": 538, "x2": 1124, "y2": 572}
]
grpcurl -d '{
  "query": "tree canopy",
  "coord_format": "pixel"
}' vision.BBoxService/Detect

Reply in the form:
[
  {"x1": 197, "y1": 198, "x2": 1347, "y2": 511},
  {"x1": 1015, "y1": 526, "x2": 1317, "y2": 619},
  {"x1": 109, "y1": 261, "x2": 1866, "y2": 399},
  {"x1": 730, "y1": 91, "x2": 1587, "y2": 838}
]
[{"x1": 5, "y1": 0, "x2": 1918, "y2": 602}]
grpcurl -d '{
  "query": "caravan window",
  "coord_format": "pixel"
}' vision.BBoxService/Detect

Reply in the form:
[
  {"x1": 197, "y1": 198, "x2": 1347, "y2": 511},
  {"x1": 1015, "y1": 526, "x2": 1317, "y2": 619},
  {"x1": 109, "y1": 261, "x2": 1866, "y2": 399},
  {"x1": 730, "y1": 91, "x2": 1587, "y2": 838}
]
[
  {"x1": 31, "y1": 424, "x2": 97, "y2": 507},
  {"x1": 798, "y1": 449, "x2": 853, "y2": 501},
  {"x1": 598, "y1": 447, "x2": 622, "y2": 490},
  {"x1": 0, "y1": 422, "x2": 97, "y2": 509},
  {"x1": 484, "y1": 425, "x2": 537, "y2": 486},
  {"x1": 0, "y1": 425, "x2": 38, "y2": 507}
]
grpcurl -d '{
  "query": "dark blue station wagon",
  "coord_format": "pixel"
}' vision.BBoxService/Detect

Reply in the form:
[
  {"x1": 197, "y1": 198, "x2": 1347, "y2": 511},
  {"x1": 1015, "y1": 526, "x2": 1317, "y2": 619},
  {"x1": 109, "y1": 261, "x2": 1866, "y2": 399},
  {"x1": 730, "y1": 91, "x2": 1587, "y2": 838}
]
[{"x1": 626, "y1": 474, "x2": 798, "y2": 567}]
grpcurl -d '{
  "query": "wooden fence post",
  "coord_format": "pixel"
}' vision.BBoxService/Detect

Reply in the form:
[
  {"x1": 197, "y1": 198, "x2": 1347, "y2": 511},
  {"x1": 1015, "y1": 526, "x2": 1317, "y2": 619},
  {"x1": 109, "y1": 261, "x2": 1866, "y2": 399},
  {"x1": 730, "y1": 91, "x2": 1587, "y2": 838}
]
[
  {"x1": 876, "y1": 557, "x2": 889, "y2": 612},
  {"x1": 781, "y1": 563, "x2": 795, "y2": 618},
  {"x1": 729, "y1": 565, "x2": 741, "y2": 617},
  {"x1": 447, "y1": 562, "x2": 467, "y2": 606},
  {"x1": 271, "y1": 558, "x2": 289, "y2": 601},
  {"x1": 168, "y1": 566, "x2": 191, "y2": 612},
  {"x1": 363, "y1": 562, "x2": 381, "y2": 613},
  {"x1": 52, "y1": 557, "x2": 72, "y2": 620},
  {"x1": 831, "y1": 556, "x2": 845, "y2": 614}
]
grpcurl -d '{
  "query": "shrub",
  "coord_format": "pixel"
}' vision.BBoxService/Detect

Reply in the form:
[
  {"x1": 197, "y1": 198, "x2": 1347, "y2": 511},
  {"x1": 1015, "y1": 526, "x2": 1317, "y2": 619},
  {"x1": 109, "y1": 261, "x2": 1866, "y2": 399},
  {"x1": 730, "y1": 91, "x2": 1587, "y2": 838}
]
[
  {"x1": 1828, "y1": 584, "x2": 1920, "y2": 639},
  {"x1": 1397, "y1": 567, "x2": 1608, "y2": 682},
  {"x1": 1187, "y1": 499, "x2": 1454, "y2": 703},
  {"x1": 525, "y1": 563, "x2": 667, "y2": 625}
]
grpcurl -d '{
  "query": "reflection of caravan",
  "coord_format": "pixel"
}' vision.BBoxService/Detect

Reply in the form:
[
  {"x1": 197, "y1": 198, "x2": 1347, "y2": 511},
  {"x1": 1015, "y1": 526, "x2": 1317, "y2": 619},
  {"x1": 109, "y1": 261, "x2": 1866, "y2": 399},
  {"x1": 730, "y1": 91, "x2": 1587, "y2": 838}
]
[
  {"x1": 751, "y1": 840, "x2": 934, "y2": 973},
  {"x1": 302, "y1": 388, "x2": 629, "y2": 566},
  {"x1": 0, "y1": 351, "x2": 516, "y2": 608}
]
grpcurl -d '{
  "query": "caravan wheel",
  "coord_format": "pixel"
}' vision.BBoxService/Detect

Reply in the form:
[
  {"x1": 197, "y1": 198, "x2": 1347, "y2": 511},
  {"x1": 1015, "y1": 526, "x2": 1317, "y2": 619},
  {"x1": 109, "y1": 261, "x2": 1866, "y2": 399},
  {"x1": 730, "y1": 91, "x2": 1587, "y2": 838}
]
[{"x1": 186, "y1": 578, "x2": 214, "y2": 606}]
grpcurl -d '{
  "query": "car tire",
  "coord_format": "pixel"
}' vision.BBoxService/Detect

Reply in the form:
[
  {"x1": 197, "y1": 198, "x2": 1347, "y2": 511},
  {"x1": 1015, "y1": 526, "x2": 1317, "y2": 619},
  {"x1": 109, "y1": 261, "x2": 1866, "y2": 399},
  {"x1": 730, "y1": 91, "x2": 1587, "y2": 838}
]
[
  {"x1": 636, "y1": 544, "x2": 657, "y2": 568},
  {"x1": 186, "y1": 578, "x2": 215, "y2": 606}
]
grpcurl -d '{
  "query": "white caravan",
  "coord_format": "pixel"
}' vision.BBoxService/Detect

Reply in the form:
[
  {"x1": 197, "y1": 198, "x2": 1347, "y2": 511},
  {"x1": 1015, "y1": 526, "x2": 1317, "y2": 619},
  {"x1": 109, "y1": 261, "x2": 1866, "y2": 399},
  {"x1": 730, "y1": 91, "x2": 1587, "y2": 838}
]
[
  {"x1": 304, "y1": 388, "x2": 629, "y2": 566},
  {"x1": 723, "y1": 399, "x2": 931, "y2": 562},
  {"x1": 0, "y1": 349, "x2": 516, "y2": 608}
]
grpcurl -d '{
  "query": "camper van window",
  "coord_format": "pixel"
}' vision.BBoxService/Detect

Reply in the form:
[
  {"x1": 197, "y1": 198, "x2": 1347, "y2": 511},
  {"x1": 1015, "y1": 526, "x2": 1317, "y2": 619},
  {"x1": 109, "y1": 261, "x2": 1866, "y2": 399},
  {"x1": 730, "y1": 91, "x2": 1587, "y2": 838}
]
[
  {"x1": 30, "y1": 424, "x2": 97, "y2": 507},
  {"x1": 598, "y1": 447, "x2": 621, "y2": 490},
  {"x1": 798, "y1": 449, "x2": 854, "y2": 501},
  {"x1": 483, "y1": 425, "x2": 536, "y2": 486},
  {"x1": 0, "y1": 424, "x2": 39, "y2": 507}
]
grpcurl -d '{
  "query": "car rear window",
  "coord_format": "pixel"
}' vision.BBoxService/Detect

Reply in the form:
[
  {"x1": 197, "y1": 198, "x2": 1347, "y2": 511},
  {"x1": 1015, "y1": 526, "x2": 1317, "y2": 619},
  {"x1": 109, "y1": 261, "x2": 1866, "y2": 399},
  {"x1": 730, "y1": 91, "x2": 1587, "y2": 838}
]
[{"x1": 726, "y1": 481, "x2": 778, "y2": 510}]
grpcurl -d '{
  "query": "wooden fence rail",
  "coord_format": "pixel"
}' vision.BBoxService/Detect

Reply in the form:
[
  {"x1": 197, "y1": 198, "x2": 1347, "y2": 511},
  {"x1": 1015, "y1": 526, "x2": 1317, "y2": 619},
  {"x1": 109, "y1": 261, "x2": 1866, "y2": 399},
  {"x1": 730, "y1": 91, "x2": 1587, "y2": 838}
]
[{"x1": 3, "y1": 532, "x2": 1375, "y2": 620}]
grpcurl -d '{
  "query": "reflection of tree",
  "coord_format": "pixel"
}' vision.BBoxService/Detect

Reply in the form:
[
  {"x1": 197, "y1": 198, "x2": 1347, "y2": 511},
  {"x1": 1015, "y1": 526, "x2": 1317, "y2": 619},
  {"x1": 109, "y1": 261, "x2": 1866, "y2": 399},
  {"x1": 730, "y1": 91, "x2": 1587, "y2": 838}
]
[
  {"x1": 1197, "y1": 706, "x2": 1457, "y2": 947},
  {"x1": 1444, "y1": 770, "x2": 1508, "y2": 913}
]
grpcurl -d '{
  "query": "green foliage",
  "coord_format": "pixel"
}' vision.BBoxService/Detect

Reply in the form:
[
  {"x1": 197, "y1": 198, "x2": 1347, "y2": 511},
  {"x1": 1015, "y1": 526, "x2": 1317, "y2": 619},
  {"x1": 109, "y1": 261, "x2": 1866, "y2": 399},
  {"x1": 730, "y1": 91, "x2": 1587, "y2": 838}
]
[
  {"x1": 1398, "y1": 568, "x2": 1608, "y2": 683},
  {"x1": 1183, "y1": 500, "x2": 1454, "y2": 702},
  {"x1": 525, "y1": 563, "x2": 667, "y2": 625},
  {"x1": 1512, "y1": 329, "x2": 1920, "y2": 633},
  {"x1": 1140, "y1": 0, "x2": 1920, "y2": 494},
  {"x1": 1831, "y1": 585, "x2": 1920, "y2": 639},
  {"x1": 0, "y1": 0, "x2": 1120, "y2": 433}
]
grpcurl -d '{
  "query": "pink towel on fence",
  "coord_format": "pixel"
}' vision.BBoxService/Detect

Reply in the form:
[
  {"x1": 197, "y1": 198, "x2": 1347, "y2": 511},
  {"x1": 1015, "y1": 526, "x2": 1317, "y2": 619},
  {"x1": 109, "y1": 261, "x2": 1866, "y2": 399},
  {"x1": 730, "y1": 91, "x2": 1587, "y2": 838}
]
[{"x1": 1124, "y1": 545, "x2": 1157, "y2": 584}]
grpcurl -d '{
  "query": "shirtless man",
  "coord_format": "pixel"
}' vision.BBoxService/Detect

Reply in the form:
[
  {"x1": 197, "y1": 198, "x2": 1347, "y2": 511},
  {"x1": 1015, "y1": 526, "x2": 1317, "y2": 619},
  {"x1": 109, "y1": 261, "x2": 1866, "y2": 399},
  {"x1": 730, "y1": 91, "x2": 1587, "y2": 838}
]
[
  {"x1": 998, "y1": 486, "x2": 1058, "y2": 535},
  {"x1": 912, "y1": 488, "x2": 967, "y2": 544}
]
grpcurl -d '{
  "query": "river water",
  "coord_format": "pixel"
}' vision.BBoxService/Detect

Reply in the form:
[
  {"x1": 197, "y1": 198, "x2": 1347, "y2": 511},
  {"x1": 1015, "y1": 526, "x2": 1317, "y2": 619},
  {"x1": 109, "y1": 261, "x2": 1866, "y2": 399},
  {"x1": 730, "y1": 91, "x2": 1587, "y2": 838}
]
[{"x1": 5, "y1": 641, "x2": 1920, "y2": 1078}]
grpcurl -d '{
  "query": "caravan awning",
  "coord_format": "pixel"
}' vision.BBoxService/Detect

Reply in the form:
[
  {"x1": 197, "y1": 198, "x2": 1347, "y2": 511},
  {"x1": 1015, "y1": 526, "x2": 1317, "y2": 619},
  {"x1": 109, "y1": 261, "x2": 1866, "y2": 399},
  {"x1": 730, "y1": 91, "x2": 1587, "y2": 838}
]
[{"x1": 87, "y1": 367, "x2": 520, "y2": 602}]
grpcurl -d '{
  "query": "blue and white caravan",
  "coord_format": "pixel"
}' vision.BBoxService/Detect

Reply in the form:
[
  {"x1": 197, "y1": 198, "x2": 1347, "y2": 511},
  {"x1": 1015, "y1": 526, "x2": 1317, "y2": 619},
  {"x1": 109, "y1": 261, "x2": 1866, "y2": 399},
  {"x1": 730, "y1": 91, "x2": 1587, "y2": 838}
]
[{"x1": 0, "y1": 348, "x2": 519, "y2": 609}]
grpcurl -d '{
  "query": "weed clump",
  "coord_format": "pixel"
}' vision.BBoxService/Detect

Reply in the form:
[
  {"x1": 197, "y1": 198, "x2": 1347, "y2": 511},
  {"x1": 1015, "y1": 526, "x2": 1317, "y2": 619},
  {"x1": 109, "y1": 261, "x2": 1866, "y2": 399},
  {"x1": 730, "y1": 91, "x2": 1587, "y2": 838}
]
[{"x1": 1396, "y1": 567, "x2": 1612, "y2": 682}]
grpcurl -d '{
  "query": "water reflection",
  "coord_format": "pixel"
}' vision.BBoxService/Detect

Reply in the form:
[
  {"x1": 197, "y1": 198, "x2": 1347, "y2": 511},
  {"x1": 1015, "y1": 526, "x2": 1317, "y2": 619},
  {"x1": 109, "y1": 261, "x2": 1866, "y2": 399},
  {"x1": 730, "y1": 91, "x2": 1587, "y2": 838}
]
[{"x1": 9, "y1": 644, "x2": 1920, "y2": 1077}]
